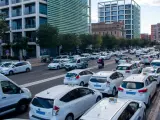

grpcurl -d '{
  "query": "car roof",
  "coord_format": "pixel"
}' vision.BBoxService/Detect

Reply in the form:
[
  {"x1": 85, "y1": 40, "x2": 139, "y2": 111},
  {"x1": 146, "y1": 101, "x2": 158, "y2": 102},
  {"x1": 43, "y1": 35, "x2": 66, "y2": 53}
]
[
  {"x1": 35, "y1": 85, "x2": 81, "y2": 99},
  {"x1": 152, "y1": 60, "x2": 160, "y2": 62},
  {"x1": 117, "y1": 63, "x2": 132, "y2": 67},
  {"x1": 81, "y1": 98, "x2": 130, "y2": 120},
  {"x1": 123, "y1": 74, "x2": 147, "y2": 82},
  {"x1": 92, "y1": 71, "x2": 114, "y2": 77},
  {"x1": 131, "y1": 60, "x2": 141, "y2": 63},
  {"x1": 67, "y1": 69, "x2": 86, "y2": 74}
]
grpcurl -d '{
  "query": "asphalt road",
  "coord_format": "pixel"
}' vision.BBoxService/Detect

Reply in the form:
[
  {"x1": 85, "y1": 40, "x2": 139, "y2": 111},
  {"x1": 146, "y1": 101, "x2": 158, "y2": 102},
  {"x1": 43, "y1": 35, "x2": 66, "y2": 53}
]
[{"x1": 1, "y1": 55, "x2": 160, "y2": 119}]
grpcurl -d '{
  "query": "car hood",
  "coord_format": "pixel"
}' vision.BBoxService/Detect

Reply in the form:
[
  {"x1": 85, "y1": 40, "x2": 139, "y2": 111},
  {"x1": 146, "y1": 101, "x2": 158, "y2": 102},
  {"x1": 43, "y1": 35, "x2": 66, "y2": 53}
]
[
  {"x1": 49, "y1": 63, "x2": 59, "y2": 66},
  {"x1": 1, "y1": 67, "x2": 10, "y2": 71}
]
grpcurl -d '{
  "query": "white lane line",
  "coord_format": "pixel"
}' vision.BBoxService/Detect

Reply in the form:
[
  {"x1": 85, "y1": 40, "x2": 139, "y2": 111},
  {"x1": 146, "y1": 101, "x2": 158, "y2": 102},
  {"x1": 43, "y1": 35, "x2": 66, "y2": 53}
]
[{"x1": 20, "y1": 61, "x2": 114, "y2": 88}]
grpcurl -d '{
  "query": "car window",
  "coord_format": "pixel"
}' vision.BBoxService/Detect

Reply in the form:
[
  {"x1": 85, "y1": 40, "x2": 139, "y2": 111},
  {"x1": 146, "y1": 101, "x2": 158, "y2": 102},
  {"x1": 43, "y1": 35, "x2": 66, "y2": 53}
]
[
  {"x1": 14, "y1": 63, "x2": 22, "y2": 67},
  {"x1": 157, "y1": 68, "x2": 160, "y2": 73},
  {"x1": 85, "y1": 71, "x2": 93, "y2": 75},
  {"x1": 116, "y1": 66, "x2": 130, "y2": 70},
  {"x1": 21, "y1": 62, "x2": 27, "y2": 65},
  {"x1": 1, "y1": 81, "x2": 20, "y2": 94},
  {"x1": 148, "y1": 76, "x2": 155, "y2": 83},
  {"x1": 118, "y1": 102, "x2": 139, "y2": 120},
  {"x1": 32, "y1": 97, "x2": 54, "y2": 108},
  {"x1": 66, "y1": 73, "x2": 77, "y2": 77},
  {"x1": 79, "y1": 71, "x2": 85, "y2": 76},
  {"x1": 121, "y1": 82, "x2": 144, "y2": 89},
  {"x1": 77, "y1": 59, "x2": 80, "y2": 63},
  {"x1": 60, "y1": 89, "x2": 81, "y2": 102},
  {"x1": 110, "y1": 73, "x2": 117, "y2": 80},
  {"x1": 90, "y1": 77, "x2": 107, "y2": 83},
  {"x1": 78, "y1": 88, "x2": 92, "y2": 97},
  {"x1": 117, "y1": 72, "x2": 123, "y2": 77}
]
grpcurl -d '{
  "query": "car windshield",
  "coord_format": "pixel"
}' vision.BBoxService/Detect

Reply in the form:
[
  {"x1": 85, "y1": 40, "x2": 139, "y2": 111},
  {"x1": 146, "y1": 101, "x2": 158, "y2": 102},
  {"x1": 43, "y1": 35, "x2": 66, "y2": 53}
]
[
  {"x1": 66, "y1": 73, "x2": 77, "y2": 77},
  {"x1": 0, "y1": 63, "x2": 12, "y2": 67},
  {"x1": 55, "y1": 56, "x2": 61, "y2": 59},
  {"x1": 151, "y1": 62, "x2": 160, "y2": 67},
  {"x1": 90, "y1": 77, "x2": 107, "y2": 83},
  {"x1": 62, "y1": 56, "x2": 67, "y2": 58},
  {"x1": 70, "y1": 59, "x2": 77, "y2": 63},
  {"x1": 52, "y1": 60, "x2": 59, "y2": 63},
  {"x1": 122, "y1": 82, "x2": 144, "y2": 89},
  {"x1": 116, "y1": 66, "x2": 130, "y2": 70},
  {"x1": 32, "y1": 97, "x2": 54, "y2": 108}
]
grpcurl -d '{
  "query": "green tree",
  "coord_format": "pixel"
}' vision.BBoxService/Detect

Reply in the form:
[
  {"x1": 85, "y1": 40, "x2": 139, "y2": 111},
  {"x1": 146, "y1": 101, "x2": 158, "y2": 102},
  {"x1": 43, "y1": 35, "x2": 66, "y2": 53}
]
[
  {"x1": 59, "y1": 33, "x2": 80, "y2": 52},
  {"x1": 79, "y1": 34, "x2": 92, "y2": 51},
  {"x1": 37, "y1": 24, "x2": 59, "y2": 49},
  {"x1": 92, "y1": 34, "x2": 102, "y2": 49}
]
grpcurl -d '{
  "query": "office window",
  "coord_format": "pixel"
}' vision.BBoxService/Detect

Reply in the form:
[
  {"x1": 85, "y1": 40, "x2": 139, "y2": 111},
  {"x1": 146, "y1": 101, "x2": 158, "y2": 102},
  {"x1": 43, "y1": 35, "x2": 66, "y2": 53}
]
[
  {"x1": 125, "y1": 5, "x2": 131, "y2": 9},
  {"x1": 111, "y1": 16, "x2": 117, "y2": 21},
  {"x1": 99, "y1": 7, "x2": 104, "y2": 12},
  {"x1": 99, "y1": 12, "x2": 104, "y2": 16},
  {"x1": 39, "y1": 3, "x2": 47, "y2": 15},
  {"x1": 111, "y1": 6, "x2": 117, "y2": 10},
  {"x1": 105, "y1": 7, "x2": 110, "y2": 12},
  {"x1": 118, "y1": 5, "x2": 124, "y2": 10},
  {"x1": 105, "y1": 17, "x2": 110, "y2": 21},
  {"x1": 118, "y1": 10, "x2": 124, "y2": 15},
  {"x1": 125, "y1": 25, "x2": 131, "y2": 29},
  {"x1": 125, "y1": 20, "x2": 131, "y2": 24},
  {"x1": 111, "y1": 11, "x2": 117, "y2": 15},
  {"x1": 118, "y1": 15, "x2": 124, "y2": 20},
  {"x1": 39, "y1": 17, "x2": 47, "y2": 25},
  {"x1": 105, "y1": 12, "x2": 110, "y2": 16},
  {"x1": 99, "y1": 17, "x2": 104, "y2": 22},
  {"x1": 24, "y1": 3, "x2": 35, "y2": 15}
]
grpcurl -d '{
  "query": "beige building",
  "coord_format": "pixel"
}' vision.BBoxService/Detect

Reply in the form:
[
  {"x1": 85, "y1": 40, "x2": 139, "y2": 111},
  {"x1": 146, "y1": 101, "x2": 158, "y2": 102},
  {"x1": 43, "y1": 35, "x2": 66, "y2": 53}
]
[{"x1": 92, "y1": 22, "x2": 125, "y2": 38}]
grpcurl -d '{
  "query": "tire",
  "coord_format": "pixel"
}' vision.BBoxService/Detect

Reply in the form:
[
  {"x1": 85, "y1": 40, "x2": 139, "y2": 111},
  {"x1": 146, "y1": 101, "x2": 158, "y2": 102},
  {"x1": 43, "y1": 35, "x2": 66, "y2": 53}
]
[
  {"x1": 65, "y1": 114, "x2": 74, "y2": 120},
  {"x1": 112, "y1": 87, "x2": 116, "y2": 97},
  {"x1": 57, "y1": 66, "x2": 60, "y2": 70},
  {"x1": 80, "y1": 81, "x2": 84, "y2": 86},
  {"x1": 9, "y1": 71, "x2": 14, "y2": 75},
  {"x1": 147, "y1": 96, "x2": 151, "y2": 107},
  {"x1": 96, "y1": 96, "x2": 101, "y2": 103},
  {"x1": 16, "y1": 100, "x2": 28, "y2": 113},
  {"x1": 26, "y1": 68, "x2": 30, "y2": 72}
]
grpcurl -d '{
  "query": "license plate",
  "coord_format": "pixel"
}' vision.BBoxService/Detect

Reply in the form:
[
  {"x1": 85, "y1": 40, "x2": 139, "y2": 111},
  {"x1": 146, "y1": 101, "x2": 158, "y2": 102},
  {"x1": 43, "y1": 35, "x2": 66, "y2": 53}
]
[
  {"x1": 94, "y1": 85, "x2": 101, "y2": 87},
  {"x1": 126, "y1": 91, "x2": 136, "y2": 95},
  {"x1": 36, "y1": 110, "x2": 45, "y2": 115}
]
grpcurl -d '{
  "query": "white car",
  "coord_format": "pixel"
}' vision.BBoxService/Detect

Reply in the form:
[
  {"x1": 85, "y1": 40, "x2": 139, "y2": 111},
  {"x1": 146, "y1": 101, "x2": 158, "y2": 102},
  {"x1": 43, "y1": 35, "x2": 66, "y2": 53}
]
[
  {"x1": 0, "y1": 74, "x2": 32, "y2": 116},
  {"x1": 118, "y1": 74, "x2": 157, "y2": 106},
  {"x1": 116, "y1": 63, "x2": 139, "y2": 78},
  {"x1": 140, "y1": 55, "x2": 154, "y2": 64},
  {"x1": 90, "y1": 53, "x2": 100, "y2": 60},
  {"x1": 0, "y1": 61, "x2": 32, "y2": 75},
  {"x1": 131, "y1": 61, "x2": 144, "y2": 73},
  {"x1": 80, "y1": 98, "x2": 146, "y2": 120},
  {"x1": 0, "y1": 62, "x2": 13, "y2": 70},
  {"x1": 88, "y1": 71, "x2": 124, "y2": 96},
  {"x1": 64, "y1": 69, "x2": 93, "y2": 86},
  {"x1": 29, "y1": 85, "x2": 102, "y2": 120},
  {"x1": 81, "y1": 53, "x2": 91, "y2": 60},
  {"x1": 48, "y1": 60, "x2": 64, "y2": 70},
  {"x1": 69, "y1": 55, "x2": 81, "y2": 59},
  {"x1": 142, "y1": 67, "x2": 160, "y2": 85}
]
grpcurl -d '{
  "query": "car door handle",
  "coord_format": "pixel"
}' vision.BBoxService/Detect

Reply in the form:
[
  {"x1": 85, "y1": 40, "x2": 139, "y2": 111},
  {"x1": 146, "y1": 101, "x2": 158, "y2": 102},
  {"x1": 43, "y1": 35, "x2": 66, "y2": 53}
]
[{"x1": 2, "y1": 97, "x2": 6, "y2": 99}]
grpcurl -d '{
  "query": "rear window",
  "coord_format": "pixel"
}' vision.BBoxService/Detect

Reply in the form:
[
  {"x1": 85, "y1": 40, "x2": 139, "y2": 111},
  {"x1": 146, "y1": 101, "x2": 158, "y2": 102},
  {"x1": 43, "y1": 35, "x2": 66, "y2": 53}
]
[
  {"x1": 116, "y1": 66, "x2": 130, "y2": 70},
  {"x1": 90, "y1": 77, "x2": 107, "y2": 83},
  {"x1": 151, "y1": 62, "x2": 160, "y2": 67},
  {"x1": 122, "y1": 82, "x2": 144, "y2": 89},
  {"x1": 142, "y1": 68, "x2": 155, "y2": 73},
  {"x1": 32, "y1": 97, "x2": 54, "y2": 108},
  {"x1": 66, "y1": 73, "x2": 77, "y2": 77}
]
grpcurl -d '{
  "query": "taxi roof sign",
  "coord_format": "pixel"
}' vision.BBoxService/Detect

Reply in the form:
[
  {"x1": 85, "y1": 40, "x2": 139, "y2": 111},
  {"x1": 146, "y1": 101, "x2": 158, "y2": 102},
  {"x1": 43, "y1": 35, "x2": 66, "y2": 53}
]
[{"x1": 109, "y1": 97, "x2": 117, "y2": 103}]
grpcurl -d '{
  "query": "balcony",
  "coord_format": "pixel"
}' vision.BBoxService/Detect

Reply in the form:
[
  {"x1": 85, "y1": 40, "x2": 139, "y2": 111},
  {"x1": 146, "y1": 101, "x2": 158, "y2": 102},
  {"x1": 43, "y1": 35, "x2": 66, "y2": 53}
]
[
  {"x1": 0, "y1": 0, "x2": 9, "y2": 7},
  {"x1": 12, "y1": 25, "x2": 22, "y2": 30},
  {"x1": 12, "y1": 7, "x2": 22, "y2": 17},
  {"x1": 11, "y1": 0, "x2": 21, "y2": 4},
  {"x1": 24, "y1": 4, "x2": 35, "y2": 15},
  {"x1": 25, "y1": 24, "x2": 36, "y2": 29}
]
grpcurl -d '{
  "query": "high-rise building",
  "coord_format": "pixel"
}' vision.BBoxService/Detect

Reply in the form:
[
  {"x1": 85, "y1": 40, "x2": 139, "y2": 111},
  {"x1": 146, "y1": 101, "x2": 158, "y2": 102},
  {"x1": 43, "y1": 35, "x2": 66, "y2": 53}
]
[
  {"x1": 98, "y1": 0, "x2": 140, "y2": 39},
  {"x1": 47, "y1": 0, "x2": 91, "y2": 34},
  {"x1": 151, "y1": 23, "x2": 160, "y2": 42},
  {"x1": 0, "y1": 0, "x2": 47, "y2": 58},
  {"x1": 0, "y1": 0, "x2": 91, "y2": 58}
]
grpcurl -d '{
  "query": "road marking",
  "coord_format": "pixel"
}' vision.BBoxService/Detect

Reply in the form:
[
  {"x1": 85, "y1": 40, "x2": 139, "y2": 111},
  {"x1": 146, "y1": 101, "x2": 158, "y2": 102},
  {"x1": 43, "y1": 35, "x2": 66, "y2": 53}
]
[{"x1": 20, "y1": 61, "x2": 114, "y2": 88}]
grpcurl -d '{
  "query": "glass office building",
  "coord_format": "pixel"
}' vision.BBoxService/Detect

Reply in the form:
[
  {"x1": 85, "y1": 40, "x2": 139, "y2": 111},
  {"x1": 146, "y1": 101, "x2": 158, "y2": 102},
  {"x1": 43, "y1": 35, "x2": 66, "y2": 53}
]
[
  {"x1": 47, "y1": 0, "x2": 91, "y2": 34},
  {"x1": 98, "y1": 0, "x2": 140, "y2": 39}
]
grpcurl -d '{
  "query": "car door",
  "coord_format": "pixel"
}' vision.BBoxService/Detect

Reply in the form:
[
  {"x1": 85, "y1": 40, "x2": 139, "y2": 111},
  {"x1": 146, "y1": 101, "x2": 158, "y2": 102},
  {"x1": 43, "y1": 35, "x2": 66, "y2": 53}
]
[
  {"x1": 21, "y1": 62, "x2": 27, "y2": 72},
  {"x1": 60, "y1": 89, "x2": 84, "y2": 118},
  {"x1": 116, "y1": 72, "x2": 124, "y2": 86},
  {"x1": 84, "y1": 71, "x2": 93, "y2": 84},
  {"x1": 110, "y1": 73, "x2": 119, "y2": 89},
  {"x1": 0, "y1": 81, "x2": 21, "y2": 114},
  {"x1": 118, "y1": 102, "x2": 144, "y2": 120},
  {"x1": 132, "y1": 64, "x2": 138, "y2": 74},
  {"x1": 148, "y1": 76, "x2": 157, "y2": 96},
  {"x1": 78, "y1": 88, "x2": 96, "y2": 112},
  {"x1": 13, "y1": 63, "x2": 22, "y2": 73}
]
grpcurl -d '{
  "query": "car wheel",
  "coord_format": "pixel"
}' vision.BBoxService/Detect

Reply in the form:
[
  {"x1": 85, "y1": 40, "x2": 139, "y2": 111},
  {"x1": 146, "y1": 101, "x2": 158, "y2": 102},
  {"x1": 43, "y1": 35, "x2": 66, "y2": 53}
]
[
  {"x1": 147, "y1": 96, "x2": 151, "y2": 107},
  {"x1": 80, "y1": 81, "x2": 84, "y2": 86},
  {"x1": 9, "y1": 71, "x2": 14, "y2": 75},
  {"x1": 65, "y1": 114, "x2": 74, "y2": 120},
  {"x1": 57, "y1": 66, "x2": 60, "y2": 70},
  {"x1": 16, "y1": 100, "x2": 28, "y2": 113},
  {"x1": 96, "y1": 96, "x2": 101, "y2": 103},
  {"x1": 112, "y1": 87, "x2": 116, "y2": 97},
  {"x1": 26, "y1": 68, "x2": 30, "y2": 72}
]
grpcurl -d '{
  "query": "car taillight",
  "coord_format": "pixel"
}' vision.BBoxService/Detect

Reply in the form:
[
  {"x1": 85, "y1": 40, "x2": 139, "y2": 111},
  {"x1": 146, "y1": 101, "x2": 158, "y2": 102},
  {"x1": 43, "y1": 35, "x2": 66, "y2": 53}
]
[
  {"x1": 76, "y1": 75, "x2": 80, "y2": 79},
  {"x1": 53, "y1": 106, "x2": 60, "y2": 115},
  {"x1": 138, "y1": 88, "x2": 148, "y2": 93},
  {"x1": 126, "y1": 70, "x2": 130, "y2": 73},
  {"x1": 118, "y1": 87, "x2": 124, "y2": 92}
]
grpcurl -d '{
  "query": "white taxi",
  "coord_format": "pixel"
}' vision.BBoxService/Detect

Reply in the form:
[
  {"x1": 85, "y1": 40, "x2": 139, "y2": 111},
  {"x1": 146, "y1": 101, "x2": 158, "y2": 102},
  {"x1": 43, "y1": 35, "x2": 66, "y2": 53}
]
[
  {"x1": 48, "y1": 59, "x2": 64, "y2": 70},
  {"x1": 80, "y1": 98, "x2": 146, "y2": 120},
  {"x1": 64, "y1": 69, "x2": 93, "y2": 86},
  {"x1": 29, "y1": 85, "x2": 102, "y2": 120},
  {"x1": 118, "y1": 74, "x2": 157, "y2": 106},
  {"x1": 88, "y1": 71, "x2": 124, "y2": 96},
  {"x1": 116, "y1": 63, "x2": 139, "y2": 78}
]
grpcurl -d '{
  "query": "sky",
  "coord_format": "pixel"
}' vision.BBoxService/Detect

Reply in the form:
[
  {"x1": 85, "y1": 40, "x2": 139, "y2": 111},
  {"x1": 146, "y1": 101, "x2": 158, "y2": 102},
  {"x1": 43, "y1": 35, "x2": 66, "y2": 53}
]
[{"x1": 91, "y1": 0, "x2": 160, "y2": 34}]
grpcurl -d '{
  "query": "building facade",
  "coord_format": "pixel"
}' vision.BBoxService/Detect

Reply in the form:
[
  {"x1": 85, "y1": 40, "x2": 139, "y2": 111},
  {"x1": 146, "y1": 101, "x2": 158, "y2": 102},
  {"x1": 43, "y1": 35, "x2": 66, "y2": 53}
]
[
  {"x1": 140, "y1": 33, "x2": 150, "y2": 40},
  {"x1": 92, "y1": 22, "x2": 125, "y2": 38},
  {"x1": 47, "y1": 0, "x2": 91, "y2": 34},
  {"x1": 98, "y1": 0, "x2": 140, "y2": 39},
  {"x1": 151, "y1": 23, "x2": 160, "y2": 42},
  {"x1": 0, "y1": 0, "x2": 47, "y2": 58}
]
